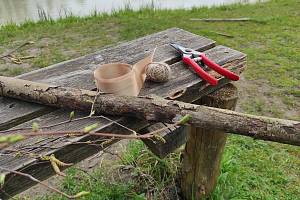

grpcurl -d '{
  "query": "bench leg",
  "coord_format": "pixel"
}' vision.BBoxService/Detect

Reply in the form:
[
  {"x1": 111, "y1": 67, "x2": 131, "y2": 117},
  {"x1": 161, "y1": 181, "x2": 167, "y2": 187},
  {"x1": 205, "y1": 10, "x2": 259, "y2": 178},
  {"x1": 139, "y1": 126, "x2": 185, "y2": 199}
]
[{"x1": 180, "y1": 83, "x2": 238, "y2": 199}]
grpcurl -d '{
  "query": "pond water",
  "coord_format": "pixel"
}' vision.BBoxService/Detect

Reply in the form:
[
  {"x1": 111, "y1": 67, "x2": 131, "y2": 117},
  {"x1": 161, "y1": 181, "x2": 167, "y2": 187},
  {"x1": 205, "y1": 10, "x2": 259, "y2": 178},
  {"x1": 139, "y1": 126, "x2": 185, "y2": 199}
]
[{"x1": 0, "y1": 0, "x2": 261, "y2": 25}]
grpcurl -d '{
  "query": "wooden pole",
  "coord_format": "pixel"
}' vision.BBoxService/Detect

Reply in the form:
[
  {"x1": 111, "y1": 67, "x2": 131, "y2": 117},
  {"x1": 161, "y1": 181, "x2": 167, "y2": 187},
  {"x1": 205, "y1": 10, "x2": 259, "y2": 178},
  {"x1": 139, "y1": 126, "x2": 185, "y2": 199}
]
[
  {"x1": 0, "y1": 76, "x2": 299, "y2": 146},
  {"x1": 180, "y1": 84, "x2": 238, "y2": 199},
  {"x1": 190, "y1": 18, "x2": 252, "y2": 22}
]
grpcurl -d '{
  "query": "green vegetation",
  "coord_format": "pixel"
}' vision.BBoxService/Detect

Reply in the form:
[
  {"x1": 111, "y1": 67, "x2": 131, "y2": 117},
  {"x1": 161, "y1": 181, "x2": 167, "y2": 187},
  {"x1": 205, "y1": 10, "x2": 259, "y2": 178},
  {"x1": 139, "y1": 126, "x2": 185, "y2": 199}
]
[
  {"x1": 41, "y1": 138, "x2": 300, "y2": 199},
  {"x1": 41, "y1": 141, "x2": 182, "y2": 200},
  {"x1": 2, "y1": 0, "x2": 299, "y2": 199}
]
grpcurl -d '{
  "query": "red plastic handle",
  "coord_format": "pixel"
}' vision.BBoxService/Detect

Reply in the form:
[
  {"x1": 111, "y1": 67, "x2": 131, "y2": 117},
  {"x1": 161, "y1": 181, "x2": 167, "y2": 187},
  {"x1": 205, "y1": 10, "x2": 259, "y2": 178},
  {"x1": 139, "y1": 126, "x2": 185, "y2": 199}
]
[
  {"x1": 201, "y1": 54, "x2": 239, "y2": 81},
  {"x1": 183, "y1": 56, "x2": 218, "y2": 86}
]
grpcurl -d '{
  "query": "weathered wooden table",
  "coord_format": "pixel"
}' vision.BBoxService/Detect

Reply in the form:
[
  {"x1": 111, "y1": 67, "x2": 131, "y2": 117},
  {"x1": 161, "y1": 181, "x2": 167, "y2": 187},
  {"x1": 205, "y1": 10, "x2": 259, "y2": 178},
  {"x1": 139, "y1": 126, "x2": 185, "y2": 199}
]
[{"x1": 0, "y1": 28, "x2": 246, "y2": 199}]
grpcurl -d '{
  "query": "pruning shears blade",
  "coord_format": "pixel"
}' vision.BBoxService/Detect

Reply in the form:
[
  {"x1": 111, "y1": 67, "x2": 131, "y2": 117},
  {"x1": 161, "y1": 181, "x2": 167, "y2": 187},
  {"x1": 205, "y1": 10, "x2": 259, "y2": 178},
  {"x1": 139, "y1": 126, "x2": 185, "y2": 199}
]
[
  {"x1": 170, "y1": 43, "x2": 186, "y2": 56},
  {"x1": 170, "y1": 43, "x2": 200, "y2": 58}
]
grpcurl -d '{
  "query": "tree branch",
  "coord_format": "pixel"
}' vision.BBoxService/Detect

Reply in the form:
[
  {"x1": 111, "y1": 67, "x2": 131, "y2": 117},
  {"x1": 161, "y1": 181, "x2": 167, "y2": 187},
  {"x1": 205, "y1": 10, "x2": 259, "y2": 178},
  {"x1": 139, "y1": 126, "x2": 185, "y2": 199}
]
[
  {"x1": 0, "y1": 76, "x2": 299, "y2": 146},
  {"x1": 0, "y1": 166, "x2": 88, "y2": 199}
]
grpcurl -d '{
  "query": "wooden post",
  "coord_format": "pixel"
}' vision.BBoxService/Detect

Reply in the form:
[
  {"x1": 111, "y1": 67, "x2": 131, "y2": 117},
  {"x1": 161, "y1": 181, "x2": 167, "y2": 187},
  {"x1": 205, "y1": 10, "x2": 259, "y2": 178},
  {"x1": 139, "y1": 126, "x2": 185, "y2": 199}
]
[{"x1": 180, "y1": 83, "x2": 238, "y2": 199}]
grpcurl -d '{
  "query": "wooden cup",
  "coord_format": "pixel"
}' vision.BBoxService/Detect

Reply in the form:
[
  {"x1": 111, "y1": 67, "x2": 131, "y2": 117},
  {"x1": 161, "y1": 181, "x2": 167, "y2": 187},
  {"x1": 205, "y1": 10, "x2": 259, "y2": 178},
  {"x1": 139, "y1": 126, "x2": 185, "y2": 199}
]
[{"x1": 94, "y1": 53, "x2": 154, "y2": 96}]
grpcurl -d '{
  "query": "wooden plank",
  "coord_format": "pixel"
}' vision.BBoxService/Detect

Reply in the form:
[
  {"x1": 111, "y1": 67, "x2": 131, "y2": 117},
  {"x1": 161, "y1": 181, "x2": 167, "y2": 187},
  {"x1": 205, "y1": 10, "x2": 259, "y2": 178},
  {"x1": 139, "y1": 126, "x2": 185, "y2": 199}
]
[
  {"x1": 0, "y1": 28, "x2": 215, "y2": 130},
  {"x1": 141, "y1": 45, "x2": 246, "y2": 100},
  {"x1": 141, "y1": 79, "x2": 233, "y2": 158},
  {"x1": 0, "y1": 43, "x2": 246, "y2": 198},
  {"x1": 141, "y1": 123, "x2": 189, "y2": 158},
  {"x1": 0, "y1": 28, "x2": 217, "y2": 198},
  {"x1": 0, "y1": 47, "x2": 245, "y2": 198},
  {"x1": 141, "y1": 45, "x2": 246, "y2": 158}
]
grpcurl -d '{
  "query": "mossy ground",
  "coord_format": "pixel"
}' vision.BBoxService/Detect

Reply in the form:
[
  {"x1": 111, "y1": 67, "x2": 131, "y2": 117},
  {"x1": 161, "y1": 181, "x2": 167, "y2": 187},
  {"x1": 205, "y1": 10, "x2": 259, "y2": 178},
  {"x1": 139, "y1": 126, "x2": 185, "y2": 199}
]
[{"x1": 2, "y1": 0, "x2": 299, "y2": 199}]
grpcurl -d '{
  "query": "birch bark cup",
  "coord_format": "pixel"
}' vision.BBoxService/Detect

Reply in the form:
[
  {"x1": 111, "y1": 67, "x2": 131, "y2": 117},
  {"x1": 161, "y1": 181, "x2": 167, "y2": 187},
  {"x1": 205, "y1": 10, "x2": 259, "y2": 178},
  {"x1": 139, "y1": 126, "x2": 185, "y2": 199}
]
[{"x1": 94, "y1": 52, "x2": 154, "y2": 96}]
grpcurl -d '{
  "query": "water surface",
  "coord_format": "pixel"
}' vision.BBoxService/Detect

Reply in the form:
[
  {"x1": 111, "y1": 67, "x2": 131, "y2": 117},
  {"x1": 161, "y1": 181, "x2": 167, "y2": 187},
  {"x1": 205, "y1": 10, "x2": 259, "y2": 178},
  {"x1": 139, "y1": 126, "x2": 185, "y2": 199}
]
[{"x1": 0, "y1": 0, "x2": 261, "y2": 25}]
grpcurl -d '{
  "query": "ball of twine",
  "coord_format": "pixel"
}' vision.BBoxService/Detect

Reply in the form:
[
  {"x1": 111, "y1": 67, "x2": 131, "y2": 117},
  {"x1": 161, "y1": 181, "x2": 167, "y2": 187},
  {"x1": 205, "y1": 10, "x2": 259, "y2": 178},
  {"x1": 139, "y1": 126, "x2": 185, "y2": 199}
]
[{"x1": 146, "y1": 62, "x2": 171, "y2": 83}]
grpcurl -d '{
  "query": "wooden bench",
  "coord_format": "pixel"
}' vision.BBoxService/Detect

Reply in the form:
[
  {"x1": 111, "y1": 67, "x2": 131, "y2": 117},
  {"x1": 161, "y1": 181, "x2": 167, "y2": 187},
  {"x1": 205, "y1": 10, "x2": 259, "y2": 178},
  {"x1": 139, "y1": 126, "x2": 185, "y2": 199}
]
[{"x1": 0, "y1": 28, "x2": 246, "y2": 199}]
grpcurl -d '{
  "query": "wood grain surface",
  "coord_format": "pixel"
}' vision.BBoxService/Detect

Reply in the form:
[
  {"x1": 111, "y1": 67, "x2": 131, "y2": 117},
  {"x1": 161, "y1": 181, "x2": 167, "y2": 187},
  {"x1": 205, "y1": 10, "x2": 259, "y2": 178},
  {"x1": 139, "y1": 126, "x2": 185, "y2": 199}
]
[{"x1": 0, "y1": 28, "x2": 246, "y2": 198}]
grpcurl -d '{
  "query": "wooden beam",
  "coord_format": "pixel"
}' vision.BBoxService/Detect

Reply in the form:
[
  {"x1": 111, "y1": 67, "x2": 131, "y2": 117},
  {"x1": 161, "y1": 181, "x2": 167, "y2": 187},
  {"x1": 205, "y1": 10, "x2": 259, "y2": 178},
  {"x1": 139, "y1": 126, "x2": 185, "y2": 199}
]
[
  {"x1": 190, "y1": 18, "x2": 252, "y2": 22},
  {"x1": 140, "y1": 77, "x2": 233, "y2": 158},
  {"x1": 140, "y1": 123, "x2": 188, "y2": 158},
  {"x1": 180, "y1": 83, "x2": 238, "y2": 199}
]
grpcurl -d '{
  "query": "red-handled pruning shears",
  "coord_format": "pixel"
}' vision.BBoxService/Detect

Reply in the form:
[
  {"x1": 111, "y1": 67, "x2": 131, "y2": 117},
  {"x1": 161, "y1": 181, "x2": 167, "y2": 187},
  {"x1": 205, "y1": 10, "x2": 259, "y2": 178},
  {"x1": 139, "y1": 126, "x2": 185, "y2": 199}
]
[{"x1": 170, "y1": 43, "x2": 239, "y2": 86}]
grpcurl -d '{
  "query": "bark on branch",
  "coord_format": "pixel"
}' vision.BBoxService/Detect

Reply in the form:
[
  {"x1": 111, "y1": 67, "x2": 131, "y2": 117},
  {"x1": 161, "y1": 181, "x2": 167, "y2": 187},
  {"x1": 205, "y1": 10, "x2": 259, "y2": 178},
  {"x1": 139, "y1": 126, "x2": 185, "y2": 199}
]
[{"x1": 0, "y1": 76, "x2": 299, "y2": 146}]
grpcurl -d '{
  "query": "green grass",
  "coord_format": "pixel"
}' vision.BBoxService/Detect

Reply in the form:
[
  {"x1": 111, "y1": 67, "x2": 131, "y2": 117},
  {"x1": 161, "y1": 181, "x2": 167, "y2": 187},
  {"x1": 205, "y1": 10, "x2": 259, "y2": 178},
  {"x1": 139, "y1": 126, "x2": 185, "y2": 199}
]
[
  {"x1": 39, "y1": 138, "x2": 300, "y2": 199},
  {"x1": 41, "y1": 168, "x2": 142, "y2": 200},
  {"x1": 3, "y1": 0, "x2": 299, "y2": 199},
  {"x1": 39, "y1": 142, "x2": 181, "y2": 200},
  {"x1": 211, "y1": 136, "x2": 300, "y2": 199}
]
